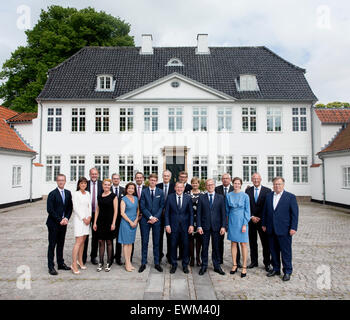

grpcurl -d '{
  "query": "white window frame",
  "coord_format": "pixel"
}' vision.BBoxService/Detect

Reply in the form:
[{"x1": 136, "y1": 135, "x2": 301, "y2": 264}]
[
  {"x1": 242, "y1": 107, "x2": 257, "y2": 132},
  {"x1": 94, "y1": 155, "x2": 110, "y2": 180},
  {"x1": 193, "y1": 107, "x2": 208, "y2": 132},
  {"x1": 97, "y1": 75, "x2": 114, "y2": 91},
  {"x1": 343, "y1": 166, "x2": 350, "y2": 189},
  {"x1": 12, "y1": 165, "x2": 22, "y2": 187},
  {"x1": 217, "y1": 155, "x2": 233, "y2": 180},
  {"x1": 292, "y1": 107, "x2": 307, "y2": 132},
  {"x1": 70, "y1": 155, "x2": 85, "y2": 182},
  {"x1": 267, "y1": 156, "x2": 283, "y2": 182},
  {"x1": 46, "y1": 155, "x2": 61, "y2": 182},
  {"x1": 118, "y1": 155, "x2": 134, "y2": 182},
  {"x1": 168, "y1": 107, "x2": 183, "y2": 132},
  {"x1": 242, "y1": 156, "x2": 258, "y2": 182},
  {"x1": 95, "y1": 108, "x2": 110, "y2": 132},
  {"x1": 192, "y1": 156, "x2": 208, "y2": 180},
  {"x1": 47, "y1": 107, "x2": 62, "y2": 132},
  {"x1": 266, "y1": 107, "x2": 282, "y2": 132},
  {"x1": 71, "y1": 107, "x2": 86, "y2": 132},
  {"x1": 143, "y1": 156, "x2": 159, "y2": 179},
  {"x1": 144, "y1": 107, "x2": 158, "y2": 132},
  {"x1": 217, "y1": 107, "x2": 232, "y2": 132},
  {"x1": 120, "y1": 107, "x2": 134, "y2": 132},
  {"x1": 292, "y1": 156, "x2": 308, "y2": 183},
  {"x1": 236, "y1": 74, "x2": 259, "y2": 91}
]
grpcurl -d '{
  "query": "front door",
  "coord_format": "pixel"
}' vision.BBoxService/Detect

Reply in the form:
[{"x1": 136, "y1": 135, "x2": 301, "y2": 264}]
[{"x1": 166, "y1": 155, "x2": 185, "y2": 184}]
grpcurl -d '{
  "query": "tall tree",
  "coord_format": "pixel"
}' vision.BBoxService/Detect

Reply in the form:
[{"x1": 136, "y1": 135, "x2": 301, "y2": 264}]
[{"x1": 0, "y1": 6, "x2": 134, "y2": 112}]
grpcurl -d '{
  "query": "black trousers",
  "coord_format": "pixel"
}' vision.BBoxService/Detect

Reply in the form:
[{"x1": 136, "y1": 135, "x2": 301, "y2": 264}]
[
  {"x1": 248, "y1": 220, "x2": 271, "y2": 266},
  {"x1": 47, "y1": 224, "x2": 67, "y2": 269},
  {"x1": 83, "y1": 211, "x2": 98, "y2": 264}
]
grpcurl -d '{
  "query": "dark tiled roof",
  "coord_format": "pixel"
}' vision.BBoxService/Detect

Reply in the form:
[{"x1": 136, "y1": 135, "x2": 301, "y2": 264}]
[
  {"x1": 0, "y1": 119, "x2": 35, "y2": 154},
  {"x1": 318, "y1": 124, "x2": 350, "y2": 155},
  {"x1": 38, "y1": 46, "x2": 317, "y2": 101},
  {"x1": 315, "y1": 108, "x2": 350, "y2": 124},
  {"x1": 7, "y1": 112, "x2": 37, "y2": 123},
  {"x1": 0, "y1": 106, "x2": 18, "y2": 120}
]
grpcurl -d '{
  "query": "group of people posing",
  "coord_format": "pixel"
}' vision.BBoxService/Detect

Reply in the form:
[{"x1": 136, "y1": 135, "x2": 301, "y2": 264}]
[{"x1": 46, "y1": 169, "x2": 299, "y2": 282}]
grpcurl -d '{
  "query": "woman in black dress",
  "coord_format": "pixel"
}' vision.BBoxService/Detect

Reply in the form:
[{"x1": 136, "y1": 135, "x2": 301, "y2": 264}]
[
  {"x1": 93, "y1": 179, "x2": 118, "y2": 272},
  {"x1": 186, "y1": 177, "x2": 204, "y2": 267}
]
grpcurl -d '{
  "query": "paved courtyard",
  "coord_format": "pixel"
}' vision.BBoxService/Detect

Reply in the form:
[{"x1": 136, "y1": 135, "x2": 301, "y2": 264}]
[{"x1": 0, "y1": 200, "x2": 349, "y2": 300}]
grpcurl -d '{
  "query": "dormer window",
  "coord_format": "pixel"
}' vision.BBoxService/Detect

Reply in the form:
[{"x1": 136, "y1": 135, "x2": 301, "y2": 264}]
[
  {"x1": 166, "y1": 58, "x2": 184, "y2": 67},
  {"x1": 236, "y1": 74, "x2": 259, "y2": 91},
  {"x1": 96, "y1": 75, "x2": 114, "y2": 91}
]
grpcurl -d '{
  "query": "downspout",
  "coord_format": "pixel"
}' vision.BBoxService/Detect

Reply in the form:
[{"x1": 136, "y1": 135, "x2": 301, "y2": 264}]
[
  {"x1": 39, "y1": 101, "x2": 43, "y2": 163},
  {"x1": 321, "y1": 156, "x2": 326, "y2": 204},
  {"x1": 29, "y1": 155, "x2": 36, "y2": 202},
  {"x1": 310, "y1": 103, "x2": 315, "y2": 164}
]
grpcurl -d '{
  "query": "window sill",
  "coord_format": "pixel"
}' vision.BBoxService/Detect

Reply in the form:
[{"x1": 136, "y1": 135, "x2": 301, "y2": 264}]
[{"x1": 12, "y1": 185, "x2": 22, "y2": 188}]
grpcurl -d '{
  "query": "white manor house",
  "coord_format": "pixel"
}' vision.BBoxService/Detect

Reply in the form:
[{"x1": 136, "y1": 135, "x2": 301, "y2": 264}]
[{"x1": 1, "y1": 34, "x2": 349, "y2": 207}]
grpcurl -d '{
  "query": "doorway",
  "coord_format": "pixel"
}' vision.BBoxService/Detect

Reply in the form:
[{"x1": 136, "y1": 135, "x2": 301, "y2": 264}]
[{"x1": 162, "y1": 146, "x2": 189, "y2": 184}]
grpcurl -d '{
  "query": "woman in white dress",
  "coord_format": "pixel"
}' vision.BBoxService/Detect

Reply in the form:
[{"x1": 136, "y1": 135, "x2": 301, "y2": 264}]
[{"x1": 71, "y1": 177, "x2": 91, "y2": 274}]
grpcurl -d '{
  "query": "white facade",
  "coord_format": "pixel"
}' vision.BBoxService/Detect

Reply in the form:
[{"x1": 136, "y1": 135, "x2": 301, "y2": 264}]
[{"x1": 38, "y1": 75, "x2": 313, "y2": 196}]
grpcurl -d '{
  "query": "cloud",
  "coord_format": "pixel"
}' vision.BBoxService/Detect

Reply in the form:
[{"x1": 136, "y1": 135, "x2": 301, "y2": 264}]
[{"x1": 0, "y1": 0, "x2": 349, "y2": 104}]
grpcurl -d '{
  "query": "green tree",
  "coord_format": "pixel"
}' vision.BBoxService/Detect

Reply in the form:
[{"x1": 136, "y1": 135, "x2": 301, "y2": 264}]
[
  {"x1": 315, "y1": 101, "x2": 350, "y2": 108},
  {"x1": 0, "y1": 5, "x2": 134, "y2": 112}
]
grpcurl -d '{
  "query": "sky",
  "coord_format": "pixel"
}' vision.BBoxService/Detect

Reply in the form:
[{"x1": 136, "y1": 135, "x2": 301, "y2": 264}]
[{"x1": 0, "y1": 0, "x2": 349, "y2": 104}]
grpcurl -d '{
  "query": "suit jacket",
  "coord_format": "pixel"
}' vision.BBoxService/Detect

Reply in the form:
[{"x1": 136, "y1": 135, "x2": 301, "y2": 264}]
[
  {"x1": 134, "y1": 184, "x2": 147, "y2": 198},
  {"x1": 165, "y1": 193, "x2": 194, "y2": 233},
  {"x1": 110, "y1": 185, "x2": 125, "y2": 199},
  {"x1": 46, "y1": 188, "x2": 73, "y2": 227},
  {"x1": 262, "y1": 191, "x2": 299, "y2": 236},
  {"x1": 184, "y1": 183, "x2": 193, "y2": 193},
  {"x1": 215, "y1": 184, "x2": 234, "y2": 195},
  {"x1": 156, "y1": 182, "x2": 175, "y2": 204},
  {"x1": 140, "y1": 187, "x2": 165, "y2": 220},
  {"x1": 197, "y1": 193, "x2": 227, "y2": 232},
  {"x1": 87, "y1": 180, "x2": 103, "y2": 197},
  {"x1": 246, "y1": 185, "x2": 272, "y2": 218}
]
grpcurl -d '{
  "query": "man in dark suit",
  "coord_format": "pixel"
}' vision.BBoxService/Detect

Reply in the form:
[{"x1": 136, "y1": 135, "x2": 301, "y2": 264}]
[
  {"x1": 262, "y1": 176, "x2": 299, "y2": 282},
  {"x1": 197, "y1": 179, "x2": 226, "y2": 275},
  {"x1": 156, "y1": 170, "x2": 175, "y2": 264},
  {"x1": 111, "y1": 173, "x2": 125, "y2": 265},
  {"x1": 165, "y1": 182, "x2": 194, "y2": 274},
  {"x1": 246, "y1": 173, "x2": 272, "y2": 271},
  {"x1": 215, "y1": 173, "x2": 241, "y2": 267},
  {"x1": 179, "y1": 171, "x2": 192, "y2": 193},
  {"x1": 139, "y1": 174, "x2": 165, "y2": 273},
  {"x1": 46, "y1": 174, "x2": 73, "y2": 275},
  {"x1": 83, "y1": 167, "x2": 103, "y2": 265}
]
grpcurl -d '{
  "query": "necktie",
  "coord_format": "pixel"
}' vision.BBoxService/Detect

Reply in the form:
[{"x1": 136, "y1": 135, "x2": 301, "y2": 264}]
[
  {"x1": 61, "y1": 190, "x2": 65, "y2": 204},
  {"x1": 224, "y1": 187, "x2": 228, "y2": 196},
  {"x1": 164, "y1": 184, "x2": 168, "y2": 199},
  {"x1": 138, "y1": 187, "x2": 142, "y2": 199},
  {"x1": 177, "y1": 196, "x2": 181, "y2": 210},
  {"x1": 151, "y1": 189, "x2": 154, "y2": 201},
  {"x1": 115, "y1": 186, "x2": 118, "y2": 198},
  {"x1": 92, "y1": 182, "x2": 96, "y2": 212},
  {"x1": 209, "y1": 194, "x2": 213, "y2": 207},
  {"x1": 254, "y1": 188, "x2": 259, "y2": 203}
]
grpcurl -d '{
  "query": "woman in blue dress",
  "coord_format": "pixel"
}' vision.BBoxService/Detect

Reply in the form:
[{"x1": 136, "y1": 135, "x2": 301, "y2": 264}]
[
  {"x1": 226, "y1": 177, "x2": 251, "y2": 278},
  {"x1": 118, "y1": 182, "x2": 140, "y2": 272}
]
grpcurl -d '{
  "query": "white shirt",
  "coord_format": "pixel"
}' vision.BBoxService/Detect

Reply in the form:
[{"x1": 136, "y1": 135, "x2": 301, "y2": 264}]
[
  {"x1": 90, "y1": 180, "x2": 98, "y2": 207},
  {"x1": 273, "y1": 190, "x2": 284, "y2": 210},
  {"x1": 176, "y1": 193, "x2": 183, "y2": 208},
  {"x1": 57, "y1": 187, "x2": 65, "y2": 218},
  {"x1": 112, "y1": 185, "x2": 120, "y2": 195},
  {"x1": 207, "y1": 192, "x2": 215, "y2": 202},
  {"x1": 253, "y1": 185, "x2": 261, "y2": 198}
]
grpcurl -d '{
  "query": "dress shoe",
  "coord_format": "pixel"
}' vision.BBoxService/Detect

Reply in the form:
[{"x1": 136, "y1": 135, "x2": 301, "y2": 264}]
[
  {"x1": 91, "y1": 258, "x2": 98, "y2": 265},
  {"x1": 138, "y1": 264, "x2": 146, "y2": 273},
  {"x1": 170, "y1": 266, "x2": 177, "y2": 274},
  {"x1": 48, "y1": 268, "x2": 58, "y2": 275},
  {"x1": 58, "y1": 263, "x2": 71, "y2": 270},
  {"x1": 115, "y1": 258, "x2": 123, "y2": 266},
  {"x1": 199, "y1": 267, "x2": 207, "y2": 275},
  {"x1": 241, "y1": 267, "x2": 247, "y2": 278},
  {"x1": 155, "y1": 265, "x2": 163, "y2": 272},
  {"x1": 230, "y1": 265, "x2": 238, "y2": 275},
  {"x1": 214, "y1": 267, "x2": 225, "y2": 275},
  {"x1": 248, "y1": 262, "x2": 258, "y2": 269},
  {"x1": 183, "y1": 266, "x2": 189, "y2": 274},
  {"x1": 267, "y1": 270, "x2": 281, "y2": 277},
  {"x1": 282, "y1": 274, "x2": 291, "y2": 281},
  {"x1": 265, "y1": 265, "x2": 273, "y2": 272}
]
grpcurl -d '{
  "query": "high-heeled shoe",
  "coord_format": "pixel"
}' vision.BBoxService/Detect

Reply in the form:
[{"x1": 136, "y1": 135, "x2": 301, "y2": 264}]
[
  {"x1": 230, "y1": 265, "x2": 237, "y2": 275},
  {"x1": 125, "y1": 266, "x2": 133, "y2": 272},
  {"x1": 77, "y1": 261, "x2": 87, "y2": 270},
  {"x1": 241, "y1": 267, "x2": 247, "y2": 278},
  {"x1": 70, "y1": 265, "x2": 80, "y2": 275}
]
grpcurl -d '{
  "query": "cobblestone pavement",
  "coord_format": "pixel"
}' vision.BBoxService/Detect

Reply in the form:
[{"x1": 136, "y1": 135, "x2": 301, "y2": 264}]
[{"x1": 0, "y1": 200, "x2": 349, "y2": 300}]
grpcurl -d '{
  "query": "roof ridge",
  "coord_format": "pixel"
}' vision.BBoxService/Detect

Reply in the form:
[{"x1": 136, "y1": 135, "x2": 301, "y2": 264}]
[{"x1": 318, "y1": 123, "x2": 350, "y2": 155}]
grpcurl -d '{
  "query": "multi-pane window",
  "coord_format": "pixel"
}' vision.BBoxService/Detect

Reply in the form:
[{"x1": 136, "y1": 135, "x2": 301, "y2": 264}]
[
  {"x1": 237, "y1": 75, "x2": 259, "y2": 91},
  {"x1": 267, "y1": 107, "x2": 282, "y2": 132},
  {"x1": 95, "y1": 108, "x2": 109, "y2": 132},
  {"x1": 217, "y1": 107, "x2": 232, "y2": 131},
  {"x1": 217, "y1": 155, "x2": 233, "y2": 180},
  {"x1": 243, "y1": 156, "x2": 258, "y2": 182},
  {"x1": 192, "y1": 156, "x2": 208, "y2": 180},
  {"x1": 343, "y1": 167, "x2": 350, "y2": 188},
  {"x1": 292, "y1": 107, "x2": 307, "y2": 131},
  {"x1": 293, "y1": 156, "x2": 308, "y2": 183},
  {"x1": 98, "y1": 76, "x2": 112, "y2": 90},
  {"x1": 168, "y1": 107, "x2": 183, "y2": 131},
  {"x1": 144, "y1": 108, "x2": 158, "y2": 132},
  {"x1": 47, "y1": 108, "x2": 62, "y2": 132},
  {"x1": 242, "y1": 107, "x2": 257, "y2": 132},
  {"x1": 143, "y1": 156, "x2": 158, "y2": 179},
  {"x1": 118, "y1": 156, "x2": 134, "y2": 182},
  {"x1": 72, "y1": 108, "x2": 86, "y2": 132},
  {"x1": 120, "y1": 108, "x2": 134, "y2": 132},
  {"x1": 46, "y1": 156, "x2": 61, "y2": 182},
  {"x1": 193, "y1": 107, "x2": 207, "y2": 131},
  {"x1": 12, "y1": 166, "x2": 21, "y2": 187},
  {"x1": 70, "y1": 156, "x2": 85, "y2": 182},
  {"x1": 267, "y1": 156, "x2": 283, "y2": 182},
  {"x1": 95, "y1": 156, "x2": 109, "y2": 180}
]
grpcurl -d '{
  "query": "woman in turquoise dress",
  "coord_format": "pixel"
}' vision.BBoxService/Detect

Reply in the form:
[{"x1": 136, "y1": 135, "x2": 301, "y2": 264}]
[
  {"x1": 118, "y1": 182, "x2": 140, "y2": 272},
  {"x1": 226, "y1": 177, "x2": 251, "y2": 278}
]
